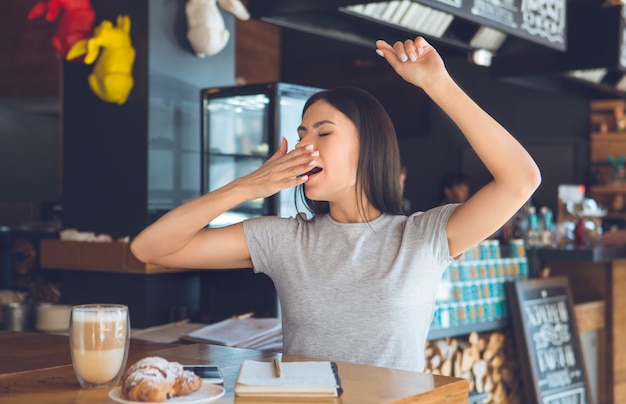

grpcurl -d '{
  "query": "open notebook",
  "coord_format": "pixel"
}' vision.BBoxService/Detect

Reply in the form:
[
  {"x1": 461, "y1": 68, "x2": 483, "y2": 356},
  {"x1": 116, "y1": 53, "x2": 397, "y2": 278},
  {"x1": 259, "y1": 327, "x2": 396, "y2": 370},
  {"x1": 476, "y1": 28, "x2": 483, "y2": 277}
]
[
  {"x1": 181, "y1": 317, "x2": 282, "y2": 350},
  {"x1": 234, "y1": 360, "x2": 343, "y2": 397}
]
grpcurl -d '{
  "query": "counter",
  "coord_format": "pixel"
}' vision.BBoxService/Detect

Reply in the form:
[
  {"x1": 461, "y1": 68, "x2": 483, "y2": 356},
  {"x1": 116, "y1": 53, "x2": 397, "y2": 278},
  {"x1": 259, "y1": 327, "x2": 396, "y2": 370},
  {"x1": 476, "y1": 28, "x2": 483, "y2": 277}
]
[
  {"x1": 528, "y1": 245, "x2": 626, "y2": 404},
  {"x1": 38, "y1": 240, "x2": 279, "y2": 327},
  {"x1": 0, "y1": 331, "x2": 469, "y2": 403}
]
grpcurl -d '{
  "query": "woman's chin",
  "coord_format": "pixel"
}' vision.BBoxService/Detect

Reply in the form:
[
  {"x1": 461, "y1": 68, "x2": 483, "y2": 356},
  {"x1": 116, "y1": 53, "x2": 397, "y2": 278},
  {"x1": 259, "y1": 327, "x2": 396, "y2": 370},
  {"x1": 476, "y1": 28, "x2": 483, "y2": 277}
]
[{"x1": 304, "y1": 187, "x2": 322, "y2": 201}]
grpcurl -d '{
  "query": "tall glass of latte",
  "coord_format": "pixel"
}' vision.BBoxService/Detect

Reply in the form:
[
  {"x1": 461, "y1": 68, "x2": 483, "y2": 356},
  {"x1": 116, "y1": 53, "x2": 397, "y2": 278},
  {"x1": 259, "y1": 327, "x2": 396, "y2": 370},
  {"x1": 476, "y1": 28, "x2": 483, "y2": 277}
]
[{"x1": 69, "y1": 304, "x2": 130, "y2": 388}]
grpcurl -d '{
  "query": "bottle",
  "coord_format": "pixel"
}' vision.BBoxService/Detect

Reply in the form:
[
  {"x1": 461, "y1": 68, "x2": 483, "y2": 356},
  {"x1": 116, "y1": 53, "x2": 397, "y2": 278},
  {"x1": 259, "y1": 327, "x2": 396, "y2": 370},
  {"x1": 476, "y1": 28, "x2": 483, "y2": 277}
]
[
  {"x1": 540, "y1": 206, "x2": 555, "y2": 246},
  {"x1": 526, "y1": 206, "x2": 540, "y2": 247}
]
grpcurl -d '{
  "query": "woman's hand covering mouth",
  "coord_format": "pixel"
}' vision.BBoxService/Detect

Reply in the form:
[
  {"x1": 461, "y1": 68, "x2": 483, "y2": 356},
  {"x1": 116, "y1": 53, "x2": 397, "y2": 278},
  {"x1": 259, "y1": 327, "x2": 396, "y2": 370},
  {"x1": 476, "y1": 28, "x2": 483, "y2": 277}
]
[{"x1": 299, "y1": 167, "x2": 322, "y2": 177}]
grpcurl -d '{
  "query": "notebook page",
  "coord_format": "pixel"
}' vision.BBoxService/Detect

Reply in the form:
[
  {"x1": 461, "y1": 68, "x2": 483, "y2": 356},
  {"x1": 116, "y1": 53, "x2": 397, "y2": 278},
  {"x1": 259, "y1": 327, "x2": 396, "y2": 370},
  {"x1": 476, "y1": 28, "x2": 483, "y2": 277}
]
[
  {"x1": 185, "y1": 318, "x2": 281, "y2": 346},
  {"x1": 237, "y1": 360, "x2": 337, "y2": 387}
]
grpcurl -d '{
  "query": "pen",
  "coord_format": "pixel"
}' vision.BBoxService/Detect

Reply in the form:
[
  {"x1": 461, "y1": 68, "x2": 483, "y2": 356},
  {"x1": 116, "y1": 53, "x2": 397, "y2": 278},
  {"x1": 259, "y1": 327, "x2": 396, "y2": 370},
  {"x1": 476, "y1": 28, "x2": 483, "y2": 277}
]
[
  {"x1": 273, "y1": 357, "x2": 281, "y2": 377},
  {"x1": 233, "y1": 312, "x2": 254, "y2": 320}
]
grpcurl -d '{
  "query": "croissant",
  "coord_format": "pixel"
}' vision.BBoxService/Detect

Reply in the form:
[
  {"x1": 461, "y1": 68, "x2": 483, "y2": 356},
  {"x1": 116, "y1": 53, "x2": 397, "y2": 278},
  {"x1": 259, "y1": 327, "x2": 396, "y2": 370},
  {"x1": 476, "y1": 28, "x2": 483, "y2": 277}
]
[{"x1": 121, "y1": 356, "x2": 202, "y2": 402}]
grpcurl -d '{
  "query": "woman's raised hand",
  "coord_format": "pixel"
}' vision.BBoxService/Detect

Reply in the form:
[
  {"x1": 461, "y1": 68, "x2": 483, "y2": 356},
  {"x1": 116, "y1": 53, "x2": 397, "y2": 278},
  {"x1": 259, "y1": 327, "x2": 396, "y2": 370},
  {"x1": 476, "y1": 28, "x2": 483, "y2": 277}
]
[
  {"x1": 234, "y1": 137, "x2": 317, "y2": 201},
  {"x1": 375, "y1": 37, "x2": 449, "y2": 90}
]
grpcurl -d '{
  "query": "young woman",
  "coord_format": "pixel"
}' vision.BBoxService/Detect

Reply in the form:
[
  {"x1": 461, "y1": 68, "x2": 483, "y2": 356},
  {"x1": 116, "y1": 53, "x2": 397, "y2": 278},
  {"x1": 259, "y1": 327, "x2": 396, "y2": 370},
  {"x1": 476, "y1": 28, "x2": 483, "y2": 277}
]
[{"x1": 131, "y1": 37, "x2": 541, "y2": 371}]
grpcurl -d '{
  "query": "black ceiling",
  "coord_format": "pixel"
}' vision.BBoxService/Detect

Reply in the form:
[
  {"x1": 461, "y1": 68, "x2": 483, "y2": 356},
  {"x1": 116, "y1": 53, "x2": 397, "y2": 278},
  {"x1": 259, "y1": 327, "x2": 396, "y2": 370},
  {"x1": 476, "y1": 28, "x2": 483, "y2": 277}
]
[{"x1": 248, "y1": 0, "x2": 626, "y2": 99}]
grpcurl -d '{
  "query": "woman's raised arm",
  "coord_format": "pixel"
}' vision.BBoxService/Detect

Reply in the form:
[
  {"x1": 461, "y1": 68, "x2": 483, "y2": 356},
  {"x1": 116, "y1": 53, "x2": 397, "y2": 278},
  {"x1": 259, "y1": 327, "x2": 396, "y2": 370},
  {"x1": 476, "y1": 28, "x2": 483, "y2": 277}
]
[{"x1": 376, "y1": 37, "x2": 541, "y2": 257}]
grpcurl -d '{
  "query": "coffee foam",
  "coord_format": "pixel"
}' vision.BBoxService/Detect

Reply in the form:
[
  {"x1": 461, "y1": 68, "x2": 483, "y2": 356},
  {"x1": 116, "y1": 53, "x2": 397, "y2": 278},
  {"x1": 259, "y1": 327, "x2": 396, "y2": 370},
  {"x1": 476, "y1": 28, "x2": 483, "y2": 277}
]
[
  {"x1": 71, "y1": 308, "x2": 129, "y2": 351},
  {"x1": 71, "y1": 307, "x2": 127, "y2": 323}
]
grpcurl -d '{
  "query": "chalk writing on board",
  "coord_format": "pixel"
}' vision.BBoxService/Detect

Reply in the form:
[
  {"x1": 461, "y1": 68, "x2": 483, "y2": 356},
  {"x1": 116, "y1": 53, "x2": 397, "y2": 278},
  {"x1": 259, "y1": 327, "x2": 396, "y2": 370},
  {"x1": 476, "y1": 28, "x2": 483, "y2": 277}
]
[
  {"x1": 423, "y1": 0, "x2": 566, "y2": 50},
  {"x1": 523, "y1": 293, "x2": 585, "y2": 398},
  {"x1": 437, "y1": 0, "x2": 462, "y2": 9},
  {"x1": 520, "y1": 0, "x2": 566, "y2": 45},
  {"x1": 508, "y1": 278, "x2": 590, "y2": 404},
  {"x1": 471, "y1": 0, "x2": 518, "y2": 28}
]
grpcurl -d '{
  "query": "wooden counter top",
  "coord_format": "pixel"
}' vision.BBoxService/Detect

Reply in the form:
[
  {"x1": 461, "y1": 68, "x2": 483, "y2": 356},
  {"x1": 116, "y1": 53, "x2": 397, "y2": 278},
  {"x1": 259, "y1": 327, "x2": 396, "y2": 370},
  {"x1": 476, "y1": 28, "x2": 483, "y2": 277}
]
[
  {"x1": 0, "y1": 331, "x2": 469, "y2": 403},
  {"x1": 39, "y1": 239, "x2": 198, "y2": 274}
]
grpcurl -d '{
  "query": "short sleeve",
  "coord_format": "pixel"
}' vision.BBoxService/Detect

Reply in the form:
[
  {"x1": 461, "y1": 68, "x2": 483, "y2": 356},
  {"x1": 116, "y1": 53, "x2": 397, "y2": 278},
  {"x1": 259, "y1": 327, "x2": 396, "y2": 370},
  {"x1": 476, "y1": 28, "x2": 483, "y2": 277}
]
[
  {"x1": 242, "y1": 215, "x2": 301, "y2": 275},
  {"x1": 406, "y1": 203, "x2": 460, "y2": 272}
]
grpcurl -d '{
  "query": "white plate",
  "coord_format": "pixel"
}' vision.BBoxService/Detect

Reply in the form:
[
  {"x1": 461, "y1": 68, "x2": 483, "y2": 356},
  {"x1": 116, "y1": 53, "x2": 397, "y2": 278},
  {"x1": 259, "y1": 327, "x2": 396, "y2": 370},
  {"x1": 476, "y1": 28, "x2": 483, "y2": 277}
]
[{"x1": 108, "y1": 381, "x2": 225, "y2": 403}]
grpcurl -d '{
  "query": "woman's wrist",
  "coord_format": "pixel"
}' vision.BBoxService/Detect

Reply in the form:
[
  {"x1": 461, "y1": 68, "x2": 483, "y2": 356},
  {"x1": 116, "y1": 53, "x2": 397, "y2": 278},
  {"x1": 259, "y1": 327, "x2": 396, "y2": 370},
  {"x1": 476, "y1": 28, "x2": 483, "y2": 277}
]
[{"x1": 420, "y1": 74, "x2": 467, "y2": 115}]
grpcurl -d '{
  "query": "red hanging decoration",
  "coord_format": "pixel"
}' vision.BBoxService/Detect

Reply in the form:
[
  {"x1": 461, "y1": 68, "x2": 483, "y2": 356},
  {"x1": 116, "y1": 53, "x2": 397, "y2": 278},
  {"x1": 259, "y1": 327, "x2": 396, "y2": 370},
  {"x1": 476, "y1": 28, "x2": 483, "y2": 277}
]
[{"x1": 28, "y1": 0, "x2": 96, "y2": 60}]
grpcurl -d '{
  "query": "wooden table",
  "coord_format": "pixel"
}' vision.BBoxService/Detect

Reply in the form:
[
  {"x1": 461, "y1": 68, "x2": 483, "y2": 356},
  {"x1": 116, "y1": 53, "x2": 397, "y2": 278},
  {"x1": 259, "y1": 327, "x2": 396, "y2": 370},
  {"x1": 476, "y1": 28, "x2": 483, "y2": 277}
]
[{"x1": 0, "y1": 331, "x2": 469, "y2": 403}]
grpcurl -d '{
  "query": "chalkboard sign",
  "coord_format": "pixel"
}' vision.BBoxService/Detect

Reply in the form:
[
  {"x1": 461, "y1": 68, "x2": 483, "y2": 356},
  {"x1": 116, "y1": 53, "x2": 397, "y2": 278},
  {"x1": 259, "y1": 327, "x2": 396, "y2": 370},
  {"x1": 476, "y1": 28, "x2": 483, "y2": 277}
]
[
  {"x1": 418, "y1": 0, "x2": 567, "y2": 51},
  {"x1": 506, "y1": 277, "x2": 591, "y2": 404}
]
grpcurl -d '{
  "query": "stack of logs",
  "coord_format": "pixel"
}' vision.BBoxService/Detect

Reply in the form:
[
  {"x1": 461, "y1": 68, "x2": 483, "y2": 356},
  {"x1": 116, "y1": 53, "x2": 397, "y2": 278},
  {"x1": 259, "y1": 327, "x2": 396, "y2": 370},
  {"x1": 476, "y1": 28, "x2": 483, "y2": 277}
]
[{"x1": 424, "y1": 330, "x2": 522, "y2": 403}]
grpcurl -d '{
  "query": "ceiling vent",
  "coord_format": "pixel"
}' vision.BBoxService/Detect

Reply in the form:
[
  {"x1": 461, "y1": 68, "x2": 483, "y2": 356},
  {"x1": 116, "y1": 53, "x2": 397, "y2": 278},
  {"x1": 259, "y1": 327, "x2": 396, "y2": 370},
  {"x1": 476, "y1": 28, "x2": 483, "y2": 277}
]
[{"x1": 343, "y1": 2, "x2": 455, "y2": 39}]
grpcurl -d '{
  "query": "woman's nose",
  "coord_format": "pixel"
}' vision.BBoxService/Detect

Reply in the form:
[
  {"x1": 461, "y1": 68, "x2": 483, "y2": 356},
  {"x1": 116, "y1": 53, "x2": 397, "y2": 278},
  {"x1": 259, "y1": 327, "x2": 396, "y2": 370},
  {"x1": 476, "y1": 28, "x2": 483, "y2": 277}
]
[{"x1": 296, "y1": 142, "x2": 314, "y2": 150}]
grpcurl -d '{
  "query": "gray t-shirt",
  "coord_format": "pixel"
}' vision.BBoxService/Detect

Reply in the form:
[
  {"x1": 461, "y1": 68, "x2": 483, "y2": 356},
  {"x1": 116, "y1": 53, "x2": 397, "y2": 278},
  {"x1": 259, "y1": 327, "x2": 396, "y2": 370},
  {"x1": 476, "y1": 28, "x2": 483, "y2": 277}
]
[{"x1": 242, "y1": 204, "x2": 457, "y2": 371}]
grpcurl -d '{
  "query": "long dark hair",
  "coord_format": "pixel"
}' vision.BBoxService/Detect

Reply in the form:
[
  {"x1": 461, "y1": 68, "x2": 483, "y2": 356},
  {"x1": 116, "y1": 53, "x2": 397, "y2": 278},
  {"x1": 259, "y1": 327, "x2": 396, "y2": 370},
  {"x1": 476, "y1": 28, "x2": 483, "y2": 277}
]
[{"x1": 295, "y1": 86, "x2": 404, "y2": 218}]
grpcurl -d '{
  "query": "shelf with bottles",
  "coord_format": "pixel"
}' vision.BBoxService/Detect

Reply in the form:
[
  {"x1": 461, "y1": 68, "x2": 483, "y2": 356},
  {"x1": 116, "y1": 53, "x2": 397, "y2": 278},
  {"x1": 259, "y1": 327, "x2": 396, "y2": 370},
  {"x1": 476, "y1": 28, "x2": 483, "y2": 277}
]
[
  {"x1": 588, "y1": 183, "x2": 626, "y2": 220},
  {"x1": 428, "y1": 240, "x2": 528, "y2": 340},
  {"x1": 590, "y1": 100, "x2": 626, "y2": 203},
  {"x1": 589, "y1": 133, "x2": 626, "y2": 170},
  {"x1": 590, "y1": 99, "x2": 626, "y2": 136},
  {"x1": 589, "y1": 184, "x2": 626, "y2": 194}
]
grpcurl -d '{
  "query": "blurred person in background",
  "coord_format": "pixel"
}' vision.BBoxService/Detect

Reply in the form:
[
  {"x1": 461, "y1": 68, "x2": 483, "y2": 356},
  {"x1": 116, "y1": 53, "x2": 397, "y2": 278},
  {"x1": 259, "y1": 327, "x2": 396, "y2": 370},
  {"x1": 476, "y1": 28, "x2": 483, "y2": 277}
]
[{"x1": 439, "y1": 172, "x2": 470, "y2": 205}]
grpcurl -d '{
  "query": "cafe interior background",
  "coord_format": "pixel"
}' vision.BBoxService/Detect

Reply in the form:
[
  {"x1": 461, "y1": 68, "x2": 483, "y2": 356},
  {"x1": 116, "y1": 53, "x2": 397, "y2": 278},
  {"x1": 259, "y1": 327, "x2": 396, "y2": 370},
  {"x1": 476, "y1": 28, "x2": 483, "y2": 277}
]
[{"x1": 1, "y1": 0, "x2": 625, "y2": 402}]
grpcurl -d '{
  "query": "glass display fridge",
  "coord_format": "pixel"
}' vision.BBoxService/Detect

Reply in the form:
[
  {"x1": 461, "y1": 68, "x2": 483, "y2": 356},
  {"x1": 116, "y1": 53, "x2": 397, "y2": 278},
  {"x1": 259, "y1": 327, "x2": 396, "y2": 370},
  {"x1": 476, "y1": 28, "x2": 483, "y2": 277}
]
[{"x1": 201, "y1": 82, "x2": 322, "y2": 227}]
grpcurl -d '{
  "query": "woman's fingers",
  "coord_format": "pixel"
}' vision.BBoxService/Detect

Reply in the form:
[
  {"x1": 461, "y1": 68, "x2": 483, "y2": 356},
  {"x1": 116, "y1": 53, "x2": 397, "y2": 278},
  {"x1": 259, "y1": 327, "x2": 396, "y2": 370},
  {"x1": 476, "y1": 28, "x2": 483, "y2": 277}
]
[
  {"x1": 376, "y1": 36, "x2": 429, "y2": 61},
  {"x1": 247, "y1": 142, "x2": 317, "y2": 192},
  {"x1": 278, "y1": 144, "x2": 318, "y2": 179},
  {"x1": 266, "y1": 136, "x2": 288, "y2": 162}
]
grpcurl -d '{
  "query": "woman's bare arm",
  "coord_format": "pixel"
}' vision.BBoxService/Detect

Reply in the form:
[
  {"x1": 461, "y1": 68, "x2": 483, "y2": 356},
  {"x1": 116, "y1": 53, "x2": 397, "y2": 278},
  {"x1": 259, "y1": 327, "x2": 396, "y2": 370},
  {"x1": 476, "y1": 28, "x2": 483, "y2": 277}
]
[
  {"x1": 130, "y1": 138, "x2": 318, "y2": 269},
  {"x1": 376, "y1": 37, "x2": 541, "y2": 257}
]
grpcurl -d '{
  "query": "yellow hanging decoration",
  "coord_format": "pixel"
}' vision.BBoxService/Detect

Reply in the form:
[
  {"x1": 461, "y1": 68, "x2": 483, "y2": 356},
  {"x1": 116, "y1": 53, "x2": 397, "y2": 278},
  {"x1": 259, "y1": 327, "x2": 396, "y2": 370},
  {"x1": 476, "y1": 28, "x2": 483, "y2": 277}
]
[{"x1": 67, "y1": 15, "x2": 135, "y2": 105}]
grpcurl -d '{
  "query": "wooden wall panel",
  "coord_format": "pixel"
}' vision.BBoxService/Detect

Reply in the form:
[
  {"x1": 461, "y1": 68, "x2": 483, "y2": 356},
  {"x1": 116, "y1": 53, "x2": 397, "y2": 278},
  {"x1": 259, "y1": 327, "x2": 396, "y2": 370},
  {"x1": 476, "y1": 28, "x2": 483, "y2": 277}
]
[
  {"x1": 1, "y1": 1, "x2": 60, "y2": 97},
  {"x1": 235, "y1": 11, "x2": 280, "y2": 84},
  {"x1": 611, "y1": 259, "x2": 626, "y2": 403}
]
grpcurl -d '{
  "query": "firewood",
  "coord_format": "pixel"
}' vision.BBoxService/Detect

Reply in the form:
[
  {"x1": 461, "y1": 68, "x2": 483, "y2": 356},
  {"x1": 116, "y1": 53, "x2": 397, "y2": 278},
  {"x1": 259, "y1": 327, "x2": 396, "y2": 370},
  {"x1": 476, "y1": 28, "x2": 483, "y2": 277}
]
[
  {"x1": 435, "y1": 338, "x2": 451, "y2": 360},
  {"x1": 454, "y1": 350, "x2": 462, "y2": 377},
  {"x1": 448, "y1": 337, "x2": 458, "y2": 357},
  {"x1": 492, "y1": 382, "x2": 507, "y2": 404},
  {"x1": 507, "y1": 393, "x2": 521, "y2": 404},
  {"x1": 430, "y1": 353, "x2": 441, "y2": 370},
  {"x1": 461, "y1": 370, "x2": 475, "y2": 391},
  {"x1": 441, "y1": 358, "x2": 453, "y2": 376},
  {"x1": 468, "y1": 331, "x2": 479, "y2": 346},
  {"x1": 490, "y1": 352, "x2": 505, "y2": 384},
  {"x1": 470, "y1": 343, "x2": 481, "y2": 361},
  {"x1": 425, "y1": 341, "x2": 437, "y2": 359},
  {"x1": 499, "y1": 366, "x2": 514, "y2": 384},
  {"x1": 460, "y1": 347, "x2": 475, "y2": 373},
  {"x1": 491, "y1": 367, "x2": 502, "y2": 384},
  {"x1": 477, "y1": 335, "x2": 488, "y2": 353},
  {"x1": 483, "y1": 331, "x2": 505, "y2": 361},
  {"x1": 491, "y1": 352, "x2": 504, "y2": 369},
  {"x1": 425, "y1": 330, "x2": 521, "y2": 403},
  {"x1": 483, "y1": 373, "x2": 494, "y2": 394},
  {"x1": 472, "y1": 359, "x2": 488, "y2": 393}
]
